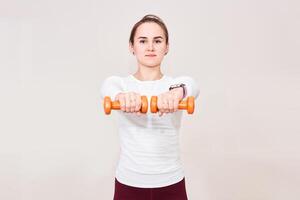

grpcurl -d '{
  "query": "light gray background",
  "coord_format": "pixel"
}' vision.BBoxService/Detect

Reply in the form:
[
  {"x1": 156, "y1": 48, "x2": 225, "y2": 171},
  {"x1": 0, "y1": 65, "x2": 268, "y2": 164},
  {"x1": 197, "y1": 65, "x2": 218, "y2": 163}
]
[{"x1": 0, "y1": 0, "x2": 299, "y2": 199}]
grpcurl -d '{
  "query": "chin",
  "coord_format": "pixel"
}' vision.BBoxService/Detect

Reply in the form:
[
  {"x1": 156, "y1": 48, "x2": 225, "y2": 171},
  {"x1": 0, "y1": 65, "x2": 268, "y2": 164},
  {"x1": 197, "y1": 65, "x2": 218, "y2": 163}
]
[
  {"x1": 144, "y1": 63, "x2": 160, "y2": 68},
  {"x1": 140, "y1": 60, "x2": 161, "y2": 67},
  {"x1": 137, "y1": 57, "x2": 162, "y2": 67}
]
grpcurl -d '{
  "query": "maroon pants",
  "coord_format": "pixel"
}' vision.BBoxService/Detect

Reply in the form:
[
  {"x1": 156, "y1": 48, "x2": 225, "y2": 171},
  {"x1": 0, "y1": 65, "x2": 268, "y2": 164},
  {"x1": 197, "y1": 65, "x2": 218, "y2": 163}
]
[{"x1": 113, "y1": 178, "x2": 188, "y2": 200}]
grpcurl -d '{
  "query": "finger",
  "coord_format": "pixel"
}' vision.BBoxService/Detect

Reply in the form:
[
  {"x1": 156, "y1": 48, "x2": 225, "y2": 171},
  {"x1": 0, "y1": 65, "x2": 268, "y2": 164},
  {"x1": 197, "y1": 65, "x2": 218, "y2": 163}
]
[
  {"x1": 136, "y1": 111, "x2": 142, "y2": 116},
  {"x1": 129, "y1": 94, "x2": 136, "y2": 112},
  {"x1": 173, "y1": 99, "x2": 179, "y2": 112},
  {"x1": 125, "y1": 93, "x2": 131, "y2": 112},
  {"x1": 158, "y1": 111, "x2": 162, "y2": 117},
  {"x1": 157, "y1": 95, "x2": 163, "y2": 113},
  {"x1": 165, "y1": 94, "x2": 173, "y2": 112},
  {"x1": 169, "y1": 98, "x2": 175, "y2": 113},
  {"x1": 160, "y1": 98, "x2": 167, "y2": 114},
  {"x1": 163, "y1": 98, "x2": 169, "y2": 113},
  {"x1": 159, "y1": 111, "x2": 164, "y2": 117},
  {"x1": 135, "y1": 94, "x2": 141, "y2": 112},
  {"x1": 119, "y1": 96, "x2": 126, "y2": 111}
]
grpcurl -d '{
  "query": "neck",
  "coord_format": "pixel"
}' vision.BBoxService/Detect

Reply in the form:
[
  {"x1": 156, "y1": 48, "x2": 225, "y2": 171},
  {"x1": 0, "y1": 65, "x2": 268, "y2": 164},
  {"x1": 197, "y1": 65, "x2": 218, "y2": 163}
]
[{"x1": 133, "y1": 65, "x2": 163, "y2": 81}]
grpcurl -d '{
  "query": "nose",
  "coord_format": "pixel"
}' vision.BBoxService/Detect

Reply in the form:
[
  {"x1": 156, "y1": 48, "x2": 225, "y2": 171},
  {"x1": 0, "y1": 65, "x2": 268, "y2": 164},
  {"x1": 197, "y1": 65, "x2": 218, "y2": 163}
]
[{"x1": 147, "y1": 41, "x2": 154, "y2": 51}]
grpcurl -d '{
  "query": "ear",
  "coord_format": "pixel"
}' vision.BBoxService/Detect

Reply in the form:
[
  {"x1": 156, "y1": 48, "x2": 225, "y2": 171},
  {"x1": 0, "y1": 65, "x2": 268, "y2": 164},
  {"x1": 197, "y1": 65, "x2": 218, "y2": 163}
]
[
  {"x1": 129, "y1": 42, "x2": 134, "y2": 55},
  {"x1": 165, "y1": 43, "x2": 169, "y2": 55}
]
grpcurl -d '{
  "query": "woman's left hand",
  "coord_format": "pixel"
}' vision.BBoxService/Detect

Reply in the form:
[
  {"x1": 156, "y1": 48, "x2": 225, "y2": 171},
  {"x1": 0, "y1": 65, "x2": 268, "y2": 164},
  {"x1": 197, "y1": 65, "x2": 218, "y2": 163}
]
[{"x1": 157, "y1": 88, "x2": 184, "y2": 117}]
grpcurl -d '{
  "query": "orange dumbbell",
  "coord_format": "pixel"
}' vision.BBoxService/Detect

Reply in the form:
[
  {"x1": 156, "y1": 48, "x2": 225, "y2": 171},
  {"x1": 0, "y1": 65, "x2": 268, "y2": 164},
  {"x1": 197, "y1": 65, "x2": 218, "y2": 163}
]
[
  {"x1": 150, "y1": 96, "x2": 195, "y2": 114},
  {"x1": 103, "y1": 96, "x2": 148, "y2": 115}
]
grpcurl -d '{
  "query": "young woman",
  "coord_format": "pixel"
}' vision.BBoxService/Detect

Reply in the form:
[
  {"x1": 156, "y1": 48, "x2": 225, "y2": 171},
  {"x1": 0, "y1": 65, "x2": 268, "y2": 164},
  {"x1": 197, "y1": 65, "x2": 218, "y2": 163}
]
[{"x1": 100, "y1": 14, "x2": 200, "y2": 200}]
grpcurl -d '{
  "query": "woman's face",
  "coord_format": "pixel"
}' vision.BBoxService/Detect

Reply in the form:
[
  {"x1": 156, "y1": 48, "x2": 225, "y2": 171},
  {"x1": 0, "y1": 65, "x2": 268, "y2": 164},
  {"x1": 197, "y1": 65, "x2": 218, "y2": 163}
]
[{"x1": 129, "y1": 22, "x2": 169, "y2": 68}]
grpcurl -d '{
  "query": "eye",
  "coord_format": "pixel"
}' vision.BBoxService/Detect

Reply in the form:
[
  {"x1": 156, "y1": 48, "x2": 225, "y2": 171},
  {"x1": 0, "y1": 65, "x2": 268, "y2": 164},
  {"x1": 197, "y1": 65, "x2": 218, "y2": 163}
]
[
  {"x1": 155, "y1": 40, "x2": 162, "y2": 43},
  {"x1": 139, "y1": 40, "x2": 146, "y2": 44}
]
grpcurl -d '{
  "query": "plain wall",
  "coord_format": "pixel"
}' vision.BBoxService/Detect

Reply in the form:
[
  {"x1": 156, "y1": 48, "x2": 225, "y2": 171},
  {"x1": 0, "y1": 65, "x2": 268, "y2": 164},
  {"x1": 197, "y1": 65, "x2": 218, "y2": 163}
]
[{"x1": 0, "y1": 0, "x2": 299, "y2": 199}]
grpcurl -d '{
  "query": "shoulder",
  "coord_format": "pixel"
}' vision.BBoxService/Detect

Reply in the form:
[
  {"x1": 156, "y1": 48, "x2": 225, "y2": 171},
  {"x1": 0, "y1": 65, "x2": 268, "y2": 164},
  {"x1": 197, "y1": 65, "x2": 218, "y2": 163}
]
[{"x1": 100, "y1": 76, "x2": 127, "y2": 89}]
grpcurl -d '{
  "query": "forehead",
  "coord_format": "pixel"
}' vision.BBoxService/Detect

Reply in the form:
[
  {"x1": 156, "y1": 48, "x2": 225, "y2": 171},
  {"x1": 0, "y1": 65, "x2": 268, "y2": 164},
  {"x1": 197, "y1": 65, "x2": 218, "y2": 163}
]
[{"x1": 135, "y1": 22, "x2": 165, "y2": 39}]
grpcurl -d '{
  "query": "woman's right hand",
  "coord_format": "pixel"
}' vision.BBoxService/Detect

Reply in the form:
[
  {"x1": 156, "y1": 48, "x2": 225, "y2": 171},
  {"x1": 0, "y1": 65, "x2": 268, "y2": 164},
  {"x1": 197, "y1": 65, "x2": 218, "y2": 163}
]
[{"x1": 115, "y1": 92, "x2": 142, "y2": 116}]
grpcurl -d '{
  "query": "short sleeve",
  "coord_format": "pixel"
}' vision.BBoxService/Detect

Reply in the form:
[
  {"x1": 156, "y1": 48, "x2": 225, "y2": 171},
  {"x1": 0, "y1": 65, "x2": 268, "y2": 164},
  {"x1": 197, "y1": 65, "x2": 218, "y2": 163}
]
[{"x1": 100, "y1": 76, "x2": 124, "y2": 100}]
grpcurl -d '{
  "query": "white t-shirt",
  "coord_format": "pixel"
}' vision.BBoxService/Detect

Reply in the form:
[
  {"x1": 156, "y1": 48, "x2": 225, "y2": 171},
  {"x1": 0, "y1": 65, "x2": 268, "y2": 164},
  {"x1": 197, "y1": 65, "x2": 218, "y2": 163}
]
[{"x1": 100, "y1": 74, "x2": 200, "y2": 188}]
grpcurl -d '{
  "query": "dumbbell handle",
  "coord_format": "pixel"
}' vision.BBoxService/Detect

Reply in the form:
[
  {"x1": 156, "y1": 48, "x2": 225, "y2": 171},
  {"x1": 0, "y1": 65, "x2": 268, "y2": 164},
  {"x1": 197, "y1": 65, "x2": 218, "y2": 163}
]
[
  {"x1": 150, "y1": 96, "x2": 195, "y2": 114},
  {"x1": 103, "y1": 96, "x2": 148, "y2": 115}
]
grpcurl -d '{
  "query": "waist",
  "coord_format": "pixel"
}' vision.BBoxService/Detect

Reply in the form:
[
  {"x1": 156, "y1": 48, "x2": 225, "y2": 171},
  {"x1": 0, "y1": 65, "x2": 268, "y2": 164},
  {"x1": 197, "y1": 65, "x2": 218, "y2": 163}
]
[{"x1": 116, "y1": 161, "x2": 185, "y2": 188}]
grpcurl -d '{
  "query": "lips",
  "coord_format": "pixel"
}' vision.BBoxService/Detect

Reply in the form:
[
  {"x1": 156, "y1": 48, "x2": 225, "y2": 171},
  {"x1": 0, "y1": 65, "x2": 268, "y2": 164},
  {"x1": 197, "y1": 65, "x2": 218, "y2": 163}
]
[{"x1": 145, "y1": 54, "x2": 157, "y2": 57}]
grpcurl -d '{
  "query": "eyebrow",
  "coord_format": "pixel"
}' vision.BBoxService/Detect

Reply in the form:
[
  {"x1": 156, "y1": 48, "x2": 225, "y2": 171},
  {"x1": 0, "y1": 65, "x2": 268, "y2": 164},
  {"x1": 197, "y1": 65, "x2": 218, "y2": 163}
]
[{"x1": 137, "y1": 36, "x2": 164, "y2": 40}]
